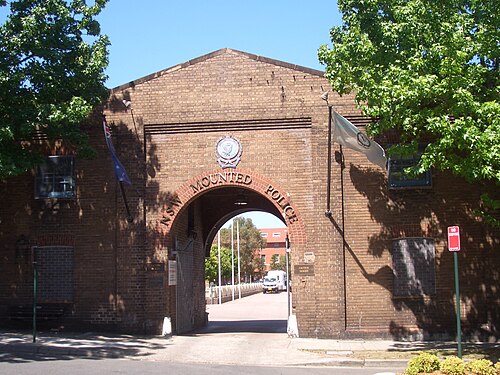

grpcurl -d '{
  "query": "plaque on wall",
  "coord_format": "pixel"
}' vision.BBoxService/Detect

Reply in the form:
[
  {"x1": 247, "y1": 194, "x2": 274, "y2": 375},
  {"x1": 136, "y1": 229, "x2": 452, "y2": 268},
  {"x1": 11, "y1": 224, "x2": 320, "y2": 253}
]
[
  {"x1": 146, "y1": 262, "x2": 165, "y2": 272},
  {"x1": 294, "y1": 264, "x2": 314, "y2": 276}
]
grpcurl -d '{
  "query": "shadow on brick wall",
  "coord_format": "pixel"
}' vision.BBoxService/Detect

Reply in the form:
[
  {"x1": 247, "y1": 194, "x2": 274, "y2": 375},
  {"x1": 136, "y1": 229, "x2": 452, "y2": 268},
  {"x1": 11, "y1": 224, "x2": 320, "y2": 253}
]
[{"x1": 343, "y1": 163, "x2": 500, "y2": 341}]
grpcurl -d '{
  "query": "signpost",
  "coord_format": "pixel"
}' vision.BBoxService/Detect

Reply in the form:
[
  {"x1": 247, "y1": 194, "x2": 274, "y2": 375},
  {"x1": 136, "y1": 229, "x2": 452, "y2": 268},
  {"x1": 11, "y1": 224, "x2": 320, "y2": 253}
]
[
  {"x1": 448, "y1": 226, "x2": 462, "y2": 358},
  {"x1": 285, "y1": 234, "x2": 290, "y2": 318},
  {"x1": 32, "y1": 247, "x2": 37, "y2": 343}
]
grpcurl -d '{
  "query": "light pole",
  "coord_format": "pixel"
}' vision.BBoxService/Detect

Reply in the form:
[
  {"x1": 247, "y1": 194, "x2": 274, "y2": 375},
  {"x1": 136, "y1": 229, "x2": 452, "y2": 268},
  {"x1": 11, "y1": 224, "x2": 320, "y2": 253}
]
[
  {"x1": 285, "y1": 234, "x2": 291, "y2": 318},
  {"x1": 217, "y1": 231, "x2": 222, "y2": 305},
  {"x1": 237, "y1": 220, "x2": 241, "y2": 299},
  {"x1": 231, "y1": 219, "x2": 235, "y2": 301},
  {"x1": 32, "y1": 246, "x2": 37, "y2": 343}
]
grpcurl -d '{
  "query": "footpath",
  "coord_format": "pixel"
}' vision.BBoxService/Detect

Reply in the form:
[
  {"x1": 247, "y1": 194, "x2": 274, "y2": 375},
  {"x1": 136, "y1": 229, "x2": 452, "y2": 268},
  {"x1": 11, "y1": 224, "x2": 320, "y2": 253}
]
[
  {"x1": 1, "y1": 328, "x2": 497, "y2": 371},
  {"x1": 1, "y1": 294, "x2": 498, "y2": 369}
]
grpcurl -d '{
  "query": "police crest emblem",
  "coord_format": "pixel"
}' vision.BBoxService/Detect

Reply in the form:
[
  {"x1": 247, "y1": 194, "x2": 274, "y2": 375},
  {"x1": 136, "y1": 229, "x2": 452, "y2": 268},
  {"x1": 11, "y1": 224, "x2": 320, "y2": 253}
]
[{"x1": 215, "y1": 135, "x2": 242, "y2": 169}]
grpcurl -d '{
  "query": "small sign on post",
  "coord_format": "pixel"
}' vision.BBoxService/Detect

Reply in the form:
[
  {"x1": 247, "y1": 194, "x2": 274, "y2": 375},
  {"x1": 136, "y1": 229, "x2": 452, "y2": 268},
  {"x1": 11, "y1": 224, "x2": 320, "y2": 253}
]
[
  {"x1": 447, "y1": 225, "x2": 462, "y2": 358},
  {"x1": 447, "y1": 226, "x2": 461, "y2": 251}
]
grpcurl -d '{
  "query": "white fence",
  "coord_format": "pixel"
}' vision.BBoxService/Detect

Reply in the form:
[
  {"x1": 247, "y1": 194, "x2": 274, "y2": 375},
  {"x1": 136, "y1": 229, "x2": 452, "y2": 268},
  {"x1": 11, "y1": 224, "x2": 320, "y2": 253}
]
[{"x1": 205, "y1": 282, "x2": 263, "y2": 304}]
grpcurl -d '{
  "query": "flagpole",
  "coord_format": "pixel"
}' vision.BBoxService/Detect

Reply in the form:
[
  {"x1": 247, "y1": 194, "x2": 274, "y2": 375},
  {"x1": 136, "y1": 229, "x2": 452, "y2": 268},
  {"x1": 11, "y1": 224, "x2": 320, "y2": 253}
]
[
  {"x1": 217, "y1": 230, "x2": 222, "y2": 305},
  {"x1": 321, "y1": 92, "x2": 333, "y2": 217},
  {"x1": 103, "y1": 114, "x2": 133, "y2": 224},
  {"x1": 339, "y1": 143, "x2": 347, "y2": 330},
  {"x1": 237, "y1": 220, "x2": 241, "y2": 299},
  {"x1": 231, "y1": 220, "x2": 235, "y2": 301},
  {"x1": 326, "y1": 104, "x2": 333, "y2": 217},
  {"x1": 320, "y1": 95, "x2": 347, "y2": 331},
  {"x1": 119, "y1": 181, "x2": 133, "y2": 223}
]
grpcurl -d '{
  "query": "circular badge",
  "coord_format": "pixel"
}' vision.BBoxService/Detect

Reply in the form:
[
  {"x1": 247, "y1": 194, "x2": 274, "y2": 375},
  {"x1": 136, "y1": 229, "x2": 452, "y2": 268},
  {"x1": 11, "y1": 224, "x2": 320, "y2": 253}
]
[
  {"x1": 356, "y1": 132, "x2": 371, "y2": 149},
  {"x1": 215, "y1": 136, "x2": 242, "y2": 169}
]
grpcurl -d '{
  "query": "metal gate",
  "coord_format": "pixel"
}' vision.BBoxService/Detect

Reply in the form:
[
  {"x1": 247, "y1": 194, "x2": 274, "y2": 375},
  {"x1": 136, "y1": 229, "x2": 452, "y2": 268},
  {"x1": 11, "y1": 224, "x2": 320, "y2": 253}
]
[{"x1": 176, "y1": 239, "x2": 195, "y2": 333}]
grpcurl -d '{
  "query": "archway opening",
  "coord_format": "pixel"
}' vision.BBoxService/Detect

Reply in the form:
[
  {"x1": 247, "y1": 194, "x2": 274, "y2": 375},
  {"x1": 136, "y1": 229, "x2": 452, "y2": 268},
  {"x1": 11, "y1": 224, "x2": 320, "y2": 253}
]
[
  {"x1": 171, "y1": 185, "x2": 293, "y2": 334},
  {"x1": 202, "y1": 211, "x2": 290, "y2": 334}
]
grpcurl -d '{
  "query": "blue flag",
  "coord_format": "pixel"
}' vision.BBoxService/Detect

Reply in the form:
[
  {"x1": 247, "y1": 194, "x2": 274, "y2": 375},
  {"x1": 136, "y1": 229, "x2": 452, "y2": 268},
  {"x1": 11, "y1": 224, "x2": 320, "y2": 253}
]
[{"x1": 103, "y1": 118, "x2": 131, "y2": 185}]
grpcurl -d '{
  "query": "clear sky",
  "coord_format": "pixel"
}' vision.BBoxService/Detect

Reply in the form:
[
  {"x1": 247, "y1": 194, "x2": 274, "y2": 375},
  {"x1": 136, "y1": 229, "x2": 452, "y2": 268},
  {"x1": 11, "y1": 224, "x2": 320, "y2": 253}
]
[
  {"x1": 99, "y1": 0, "x2": 341, "y2": 88},
  {"x1": 223, "y1": 212, "x2": 286, "y2": 229}
]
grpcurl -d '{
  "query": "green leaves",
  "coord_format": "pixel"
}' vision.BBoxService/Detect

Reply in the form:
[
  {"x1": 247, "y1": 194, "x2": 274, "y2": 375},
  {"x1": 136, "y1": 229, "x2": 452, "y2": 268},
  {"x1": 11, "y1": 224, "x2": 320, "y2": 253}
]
[
  {"x1": 0, "y1": 0, "x2": 110, "y2": 178},
  {"x1": 205, "y1": 245, "x2": 232, "y2": 284},
  {"x1": 319, "y1": 0, "x2": 499, "y2": 184},
  {"x1": 218, "y1": 217, "x2": 266, "y2": 280}
]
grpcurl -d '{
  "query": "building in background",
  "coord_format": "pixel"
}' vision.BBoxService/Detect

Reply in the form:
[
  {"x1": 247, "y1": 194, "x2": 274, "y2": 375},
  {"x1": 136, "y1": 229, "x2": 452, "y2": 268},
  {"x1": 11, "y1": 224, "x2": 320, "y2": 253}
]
[{"x1": 259, "y1": 228, "x2": 287, "y2": 271}]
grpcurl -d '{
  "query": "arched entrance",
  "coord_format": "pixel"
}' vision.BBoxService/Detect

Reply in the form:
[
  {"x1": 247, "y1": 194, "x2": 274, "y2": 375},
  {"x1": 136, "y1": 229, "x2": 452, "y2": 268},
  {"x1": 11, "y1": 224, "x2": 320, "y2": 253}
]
[{"x1": 155, "y1": 169, "x2": 306, "y2": 333}]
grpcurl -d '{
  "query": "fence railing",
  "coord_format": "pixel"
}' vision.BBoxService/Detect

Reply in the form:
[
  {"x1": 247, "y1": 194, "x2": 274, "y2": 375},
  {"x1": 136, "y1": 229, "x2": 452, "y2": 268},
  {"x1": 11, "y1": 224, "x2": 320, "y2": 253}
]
[{"x1": 205, "y1": 282, "x2": 263, "y2": 304}]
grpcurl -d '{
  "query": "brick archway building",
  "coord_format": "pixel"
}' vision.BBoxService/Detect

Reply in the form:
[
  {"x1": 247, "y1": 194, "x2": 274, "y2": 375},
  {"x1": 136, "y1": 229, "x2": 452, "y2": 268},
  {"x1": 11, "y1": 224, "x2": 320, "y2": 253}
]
[{"x1": 0, "y1": 48, "x2": 498, "y2": 339}]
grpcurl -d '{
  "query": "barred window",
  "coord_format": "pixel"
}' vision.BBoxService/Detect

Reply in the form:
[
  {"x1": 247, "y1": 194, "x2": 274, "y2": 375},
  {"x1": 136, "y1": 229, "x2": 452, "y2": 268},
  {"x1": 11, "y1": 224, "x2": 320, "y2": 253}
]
[
  {"x1": 35, "y1": 246, "x2": 74, "y2": 302},
  {"x1": 35, "y1": 156, "x2": 75, "y2": 199},
  {"x1": 392, "y1": 238, "x2": 436, "y2": 297}
]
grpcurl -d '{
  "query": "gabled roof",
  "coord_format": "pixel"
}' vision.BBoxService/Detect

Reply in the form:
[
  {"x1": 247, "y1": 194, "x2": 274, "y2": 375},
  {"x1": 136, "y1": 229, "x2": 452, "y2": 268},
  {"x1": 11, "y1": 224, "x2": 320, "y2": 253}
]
[{"x1": 111, "y1": 48, "x2": 325, "y2": 92}]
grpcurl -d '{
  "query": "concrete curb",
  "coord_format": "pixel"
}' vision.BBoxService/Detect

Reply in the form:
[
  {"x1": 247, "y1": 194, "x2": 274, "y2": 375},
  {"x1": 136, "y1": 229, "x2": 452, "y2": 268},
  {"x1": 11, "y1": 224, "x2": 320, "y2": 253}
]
[
  {"x1": 365, "y1": 359, "x2": 409, "y2": 368},
  {"x1": 0, "y1": 342, "x2": 410, "y2": 368},
  {"x1": 291, "y1": 357, "x2": 408, "y2": 368}
]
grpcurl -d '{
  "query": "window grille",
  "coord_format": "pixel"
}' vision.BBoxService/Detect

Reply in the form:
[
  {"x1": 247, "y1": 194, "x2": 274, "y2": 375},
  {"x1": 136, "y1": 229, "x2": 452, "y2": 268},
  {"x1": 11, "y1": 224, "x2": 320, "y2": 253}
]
[
  {"x1": 34, "y1": 246, "x2": 74, "y2": 302},
  {"x1": 392, "y1": 238, "x2": 436, "y2": 297}
]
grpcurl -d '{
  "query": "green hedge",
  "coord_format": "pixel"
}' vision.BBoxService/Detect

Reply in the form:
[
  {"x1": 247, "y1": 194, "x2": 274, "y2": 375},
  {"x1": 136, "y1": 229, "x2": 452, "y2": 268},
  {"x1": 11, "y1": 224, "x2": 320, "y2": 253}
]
[{"x1": 404, "y1": 352, "x2": 500, "y2": 375}]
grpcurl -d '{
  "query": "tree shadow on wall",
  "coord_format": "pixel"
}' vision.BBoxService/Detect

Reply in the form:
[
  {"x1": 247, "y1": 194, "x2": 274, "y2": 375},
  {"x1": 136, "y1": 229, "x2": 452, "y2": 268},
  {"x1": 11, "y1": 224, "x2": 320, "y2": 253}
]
[
  {"x1": 342, "y1": 163, "x2": 500, "y2": 341},
  {"x1": 107, "y1": 95, "x2": 182, "y2": 265}
]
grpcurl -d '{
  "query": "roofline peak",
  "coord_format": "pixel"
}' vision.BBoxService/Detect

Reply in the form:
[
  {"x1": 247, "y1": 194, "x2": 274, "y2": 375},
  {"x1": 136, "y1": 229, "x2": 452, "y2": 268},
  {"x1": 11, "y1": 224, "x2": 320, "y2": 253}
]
[{"x1": 110, "y1": 48, "x2": 325, "y2": 93}]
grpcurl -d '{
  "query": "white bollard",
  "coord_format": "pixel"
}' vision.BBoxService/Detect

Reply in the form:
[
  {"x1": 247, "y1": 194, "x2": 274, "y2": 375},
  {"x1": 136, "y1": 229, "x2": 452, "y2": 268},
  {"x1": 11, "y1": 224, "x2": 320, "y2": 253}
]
[
  {"x1": 162, "y1": 317, "x2": 172, "y2": 336},
  {"x1": 287, "y1": 314, "x2": 299, "y2": 338}
]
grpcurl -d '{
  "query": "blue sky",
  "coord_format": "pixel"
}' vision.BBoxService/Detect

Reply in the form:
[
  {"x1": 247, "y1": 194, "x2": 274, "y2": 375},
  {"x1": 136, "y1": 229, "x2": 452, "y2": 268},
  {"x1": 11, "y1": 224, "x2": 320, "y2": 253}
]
[{"x1": 100, "y1": 0, "x2": 341, "y2": 88}]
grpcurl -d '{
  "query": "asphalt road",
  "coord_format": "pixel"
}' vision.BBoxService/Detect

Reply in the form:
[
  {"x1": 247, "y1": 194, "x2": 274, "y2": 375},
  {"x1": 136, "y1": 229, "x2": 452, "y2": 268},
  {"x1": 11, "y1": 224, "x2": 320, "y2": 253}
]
[{"x1": 0, "y1": 358, "x2": 399, "y2": 375}]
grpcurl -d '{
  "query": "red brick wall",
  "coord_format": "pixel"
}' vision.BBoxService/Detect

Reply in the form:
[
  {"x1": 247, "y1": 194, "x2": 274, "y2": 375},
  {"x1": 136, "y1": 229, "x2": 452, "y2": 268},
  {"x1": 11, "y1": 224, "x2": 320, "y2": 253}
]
[{"x1": 1, "y1": 48, "x2": 498, "y2": 339}]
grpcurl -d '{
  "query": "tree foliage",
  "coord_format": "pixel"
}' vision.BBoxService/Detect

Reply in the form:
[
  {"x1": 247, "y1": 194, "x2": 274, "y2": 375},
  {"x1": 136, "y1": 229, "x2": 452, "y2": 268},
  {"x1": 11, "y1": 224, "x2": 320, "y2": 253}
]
[
  {"x1": 219, "y1": 217, "x2": 266, "y2": 281},
  {"x1": 205, "y1": 245, "x2": 232, "y2": 284},
  {"x1": 270, "y1": 254, "x2": 287, "y2": 271},
  {"x1": 318, "y1": 0, "x2": 499, "y2": 224},
  {"x1": 0, "y1": 0, "x2": 110, "y2": 178},
  {"x1": 252, "y1": 255, "x2": 266, "y2": 279}
]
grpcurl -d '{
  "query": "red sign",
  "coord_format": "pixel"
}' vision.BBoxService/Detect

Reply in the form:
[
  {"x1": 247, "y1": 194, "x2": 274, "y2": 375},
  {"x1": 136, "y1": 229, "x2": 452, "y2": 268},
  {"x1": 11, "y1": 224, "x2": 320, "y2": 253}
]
[{"x1": 447, "y1": 226, "x2": 461, "y2": 252}]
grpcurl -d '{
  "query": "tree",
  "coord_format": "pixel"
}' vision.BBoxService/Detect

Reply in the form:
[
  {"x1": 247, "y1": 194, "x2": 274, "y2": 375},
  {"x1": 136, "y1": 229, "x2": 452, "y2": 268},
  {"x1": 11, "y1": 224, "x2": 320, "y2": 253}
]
[
  {"x1": 318, "y1": 0, "x2": 499, "y2": 225},
  {"x1": 252, "y1": 255, "x2": 266, "y2": 280},
  {"x1": 0, "y1": 0, "x2": 110, "y2": 178},
  {"x1": 219, "y1": 217, "x2": 266, "y2": 281},
  {"x1": 205, "y1": 245, "x2": 232, "y2": 285},
  {"x1": 270, "y1": 254, "x2": 286, "y2": 271}
]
